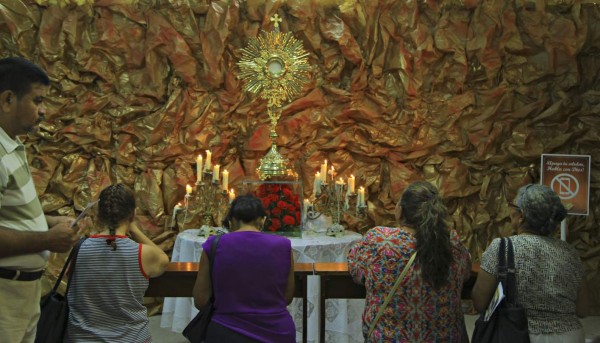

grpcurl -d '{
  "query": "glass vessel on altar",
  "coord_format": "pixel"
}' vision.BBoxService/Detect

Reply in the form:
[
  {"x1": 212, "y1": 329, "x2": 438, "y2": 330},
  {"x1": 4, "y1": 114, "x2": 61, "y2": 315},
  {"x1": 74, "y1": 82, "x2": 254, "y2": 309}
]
[{"x1": 242, "y1": 180, "x2": 303, "y2": 238}]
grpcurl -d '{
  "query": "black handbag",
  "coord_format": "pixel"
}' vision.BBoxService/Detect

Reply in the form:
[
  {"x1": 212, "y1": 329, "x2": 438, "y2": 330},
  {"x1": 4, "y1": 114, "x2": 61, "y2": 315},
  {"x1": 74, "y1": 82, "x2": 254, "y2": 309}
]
[
  {"x1": 182, "y1": 234, "x2": 222, "y2": 342},
  {"x1": 472, "y1": 237, "x2": 530, "y2": 343},
  {"x1": 35, "y1": 237, "x2": 86, "y2": 343}
]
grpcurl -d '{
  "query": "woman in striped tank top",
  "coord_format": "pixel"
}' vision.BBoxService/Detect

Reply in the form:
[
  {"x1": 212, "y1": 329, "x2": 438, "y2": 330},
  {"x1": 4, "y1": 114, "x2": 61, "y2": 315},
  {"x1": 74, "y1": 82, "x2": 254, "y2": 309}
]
[{"x1": 64, "y1": 183, "x2": 170, "y2": 343}]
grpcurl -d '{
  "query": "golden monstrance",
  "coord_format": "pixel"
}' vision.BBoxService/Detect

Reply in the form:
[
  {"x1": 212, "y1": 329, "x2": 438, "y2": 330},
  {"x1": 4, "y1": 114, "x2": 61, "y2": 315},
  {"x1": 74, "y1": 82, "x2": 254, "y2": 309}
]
[{"x1": 237, "y1": 14, "x2": 311, "y2": 180}]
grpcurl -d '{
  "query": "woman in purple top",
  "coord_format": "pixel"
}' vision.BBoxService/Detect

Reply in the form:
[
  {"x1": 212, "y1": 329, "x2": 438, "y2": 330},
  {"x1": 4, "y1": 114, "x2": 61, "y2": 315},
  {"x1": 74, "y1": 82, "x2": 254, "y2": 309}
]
[{"x1": 193, "y1": 194, "x2": 295, "y2": 343}]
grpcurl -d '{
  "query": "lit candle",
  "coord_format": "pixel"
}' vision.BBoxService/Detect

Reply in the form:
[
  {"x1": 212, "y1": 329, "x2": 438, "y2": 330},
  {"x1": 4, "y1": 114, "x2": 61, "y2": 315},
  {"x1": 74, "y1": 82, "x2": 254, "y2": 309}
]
[
  {"x1": 313, "y1": 172, "x2": 322, "y2": 195},
  {"x1": 212, "y1": 165, "x2": 220, "y2": 182},
  {"x1": 196, "y1": 154, "x2": 203, "y2": 182},
  {"x1": 186, "y1": 184, "x2": 193, "y2": 195},
  {"x1": 348, "y1": 175, "x2": 355, "y2": 194},
  {"x1": 222, "y1": 169, "x2": 229, "y2": 191},
  {"x1": 228, "y1": 189, "x2": 235, "y2": 203},
  {"x1": 204, "y1": 150, "x2": 212, "y2": 171},
  {"x1": 329, "y1": 166, "x2": 336, "y2": 182},
  {"x1": 320, "y1": 160, "x2": 327, "y2": 183}
]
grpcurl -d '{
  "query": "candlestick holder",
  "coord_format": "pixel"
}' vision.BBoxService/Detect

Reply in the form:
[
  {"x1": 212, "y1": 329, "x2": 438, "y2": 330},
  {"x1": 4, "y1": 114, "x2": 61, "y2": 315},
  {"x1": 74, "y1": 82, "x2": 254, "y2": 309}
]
[
  {"x1": 176, "y1": 170, "x2": 230, "y2": 238},
  {"x1": 307, "y1": 181, "x2": 367, "y2": 237}
]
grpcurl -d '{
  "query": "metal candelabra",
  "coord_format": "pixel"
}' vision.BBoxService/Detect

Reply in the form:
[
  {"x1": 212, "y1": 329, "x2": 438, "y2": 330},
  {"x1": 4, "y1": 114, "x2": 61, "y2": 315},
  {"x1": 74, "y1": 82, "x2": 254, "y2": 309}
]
[
  {"x1": 173, "y1": 170, "x2": 230, "y2": 237},
  {"x1": 307, "y1": 179, "x2": 367, "y2": 237}
]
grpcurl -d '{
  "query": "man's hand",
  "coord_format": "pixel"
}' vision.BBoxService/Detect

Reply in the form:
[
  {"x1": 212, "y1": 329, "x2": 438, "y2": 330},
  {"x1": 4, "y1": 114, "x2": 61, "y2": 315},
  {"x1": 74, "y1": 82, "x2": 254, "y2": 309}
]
[
  {"x1": 45, "y1": 222, "x2": 79, "y2": 253},
  {"x1": 46, "y1": 215, "x2": 76, "y2": 228}
]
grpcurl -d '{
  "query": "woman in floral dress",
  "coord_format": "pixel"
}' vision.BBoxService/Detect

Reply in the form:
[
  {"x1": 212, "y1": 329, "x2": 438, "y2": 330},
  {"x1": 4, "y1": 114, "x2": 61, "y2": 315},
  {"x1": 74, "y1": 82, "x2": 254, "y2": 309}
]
[{"x1": 348, "y1": 181, "x2": 471, "y2": 342}]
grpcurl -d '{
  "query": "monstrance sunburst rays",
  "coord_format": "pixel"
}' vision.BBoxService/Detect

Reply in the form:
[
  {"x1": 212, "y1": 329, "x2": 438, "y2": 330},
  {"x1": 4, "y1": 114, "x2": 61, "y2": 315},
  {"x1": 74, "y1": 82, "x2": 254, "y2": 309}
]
[{"x1": 237, "y1": 30, "x2": 311, "y2": 109}]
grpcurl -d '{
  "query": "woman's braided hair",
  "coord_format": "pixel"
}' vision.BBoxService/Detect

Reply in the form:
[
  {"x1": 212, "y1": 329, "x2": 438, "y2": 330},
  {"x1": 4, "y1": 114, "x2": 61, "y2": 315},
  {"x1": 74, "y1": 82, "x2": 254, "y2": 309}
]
[{"x1": 98, "y1": 183, "x2": 136, "y2": 251}]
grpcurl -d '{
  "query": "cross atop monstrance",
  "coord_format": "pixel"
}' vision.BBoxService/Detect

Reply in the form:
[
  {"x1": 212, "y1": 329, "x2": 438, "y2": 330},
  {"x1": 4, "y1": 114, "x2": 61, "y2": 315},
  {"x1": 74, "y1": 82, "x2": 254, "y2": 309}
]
[
  {"x1": 237, "y1": 14, "x2": 311, "y2": 180},
  {"x1": 270, "y1": 13, "x2": 282, "y2": 29}
]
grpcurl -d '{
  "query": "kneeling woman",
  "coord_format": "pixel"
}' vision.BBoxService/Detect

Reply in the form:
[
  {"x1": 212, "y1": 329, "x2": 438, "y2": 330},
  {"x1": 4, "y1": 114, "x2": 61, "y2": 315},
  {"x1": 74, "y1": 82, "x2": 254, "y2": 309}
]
[
  {"x1": 193, "y1": 194, "x2": 295, "y2": 343},
  {"x1": 64, "y1": 184, "x2": 170, "y2": 342}
]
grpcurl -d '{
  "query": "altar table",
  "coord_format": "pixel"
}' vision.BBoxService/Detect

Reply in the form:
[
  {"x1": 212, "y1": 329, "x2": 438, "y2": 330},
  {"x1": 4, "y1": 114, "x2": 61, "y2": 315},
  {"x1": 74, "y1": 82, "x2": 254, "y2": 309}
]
[{"x1": 160, "y1": 229, "x2": 365, "y2": 343}]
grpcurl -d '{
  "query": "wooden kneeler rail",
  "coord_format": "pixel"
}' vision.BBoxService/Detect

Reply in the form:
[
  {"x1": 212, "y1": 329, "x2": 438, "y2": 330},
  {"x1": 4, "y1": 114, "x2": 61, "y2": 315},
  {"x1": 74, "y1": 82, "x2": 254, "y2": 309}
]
[{"x1": 145, "y1": 262, "x2": 478, "y2": 343}]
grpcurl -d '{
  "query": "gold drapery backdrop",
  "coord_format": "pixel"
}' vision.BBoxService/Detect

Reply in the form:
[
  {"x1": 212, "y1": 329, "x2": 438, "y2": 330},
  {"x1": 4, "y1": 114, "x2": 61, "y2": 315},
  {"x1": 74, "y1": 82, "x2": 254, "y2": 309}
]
[{"x1": 1, "y1": 0, "x2": 598, "y2": 313}]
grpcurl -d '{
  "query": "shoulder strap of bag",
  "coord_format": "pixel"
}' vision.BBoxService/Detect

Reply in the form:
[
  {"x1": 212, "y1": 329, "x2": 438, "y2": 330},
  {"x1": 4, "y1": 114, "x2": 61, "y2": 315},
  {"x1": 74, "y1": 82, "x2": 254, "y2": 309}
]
[
  {"x1": 497, "y1": 237, "x2": 508, "y2": 286},
  {"x1": 504, "y1": 237, "x2": 519, "y2": 305},
  {"x1": 208, "y1": 234, "x2": 222, "y2": 303},
  {"x1": 52, "y1": 237, "x2": 87, "y2": 296},
  {"x1": 367, "y1": 252, "x2": 417, "y2": 339}
]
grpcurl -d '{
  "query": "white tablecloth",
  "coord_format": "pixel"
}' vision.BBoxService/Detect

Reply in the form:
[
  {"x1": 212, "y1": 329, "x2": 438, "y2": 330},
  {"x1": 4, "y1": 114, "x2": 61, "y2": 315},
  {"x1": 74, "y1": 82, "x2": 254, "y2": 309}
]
[{"x1": 160, "y1": 229, "x2": 365, "y2": 343}]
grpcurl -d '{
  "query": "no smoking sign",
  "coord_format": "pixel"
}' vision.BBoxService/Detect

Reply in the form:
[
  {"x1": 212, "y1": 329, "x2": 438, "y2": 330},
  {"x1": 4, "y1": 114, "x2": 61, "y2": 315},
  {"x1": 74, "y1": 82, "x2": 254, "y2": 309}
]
[{"x1": 541, "y1": 154, "x2": 591, "y2": 216}]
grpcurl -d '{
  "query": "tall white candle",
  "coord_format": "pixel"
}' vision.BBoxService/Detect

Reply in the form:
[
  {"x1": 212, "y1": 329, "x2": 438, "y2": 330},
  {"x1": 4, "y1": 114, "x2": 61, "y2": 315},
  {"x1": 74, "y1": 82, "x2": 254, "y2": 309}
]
[
  {"x1": 314, "y1": 172, "x2": 322, "y2": 194},
  {"x1": 186, "y1": 184, "x2": 193, "y2": 195},
  {"x1": 170, "y1": 203, "x2": 183, "y2": 227},
  {"x1": 320, "y1": 160, "x2": 327, "y2": 183},
  {"x1": 358, "y1": 187, "x2": 365, "y2": 206},
  {"x1": 213, "y1": 165, "x2": 220, "y2": 182},
  {"x1": 222, "y1": 169, "x2": 229, "y2": 191},
  {"x1": 335, "y1": 177, "x2": 345, "y2": 194},
  {"x1": 204, "y1": 150, "x2": 212, "y2": 171},
  {"x1": 196, "y1": 155, "x2": 203, "y2": 182},
  {"x1": 348, "y1": 175, "x2": 355, "y2": 194},
  {"x1": 329, "y1": 166, "x2": 335, "y2": 182}
]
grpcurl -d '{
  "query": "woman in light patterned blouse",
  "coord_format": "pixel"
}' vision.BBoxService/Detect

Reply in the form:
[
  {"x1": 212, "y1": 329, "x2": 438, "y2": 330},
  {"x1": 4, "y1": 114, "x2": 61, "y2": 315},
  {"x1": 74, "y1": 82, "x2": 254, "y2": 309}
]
[
  {"x1": 348, "y1": 181, "x2": 471, "y2": 342},
  {"x1": 472, "y1": 184, "x2": 588, "y2": 343}
]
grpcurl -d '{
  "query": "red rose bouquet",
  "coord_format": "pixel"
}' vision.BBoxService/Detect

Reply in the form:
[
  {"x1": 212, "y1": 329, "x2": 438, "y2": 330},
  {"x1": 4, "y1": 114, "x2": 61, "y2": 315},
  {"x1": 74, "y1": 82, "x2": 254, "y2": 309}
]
[{"x1": 255, "y1": 183, "x2": 302, "y2": 236}]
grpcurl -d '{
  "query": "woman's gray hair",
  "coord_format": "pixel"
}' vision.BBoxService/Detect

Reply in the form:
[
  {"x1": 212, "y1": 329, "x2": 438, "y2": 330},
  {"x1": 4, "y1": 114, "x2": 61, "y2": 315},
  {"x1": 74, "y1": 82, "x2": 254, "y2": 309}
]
[{"x1": 516, "y1": 184, "x2": 567, "y2": 236}]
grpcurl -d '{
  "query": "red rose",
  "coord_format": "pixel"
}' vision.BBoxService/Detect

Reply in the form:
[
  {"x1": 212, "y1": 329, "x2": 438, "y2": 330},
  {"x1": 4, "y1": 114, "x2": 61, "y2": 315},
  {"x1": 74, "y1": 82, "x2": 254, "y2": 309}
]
[
  {"x1": 290, "y1": 195, "x2": 299, "y2": 204},
  {"x1": 283, "y1": 215, "x2": 295, "y2": 226},
  {"x1": 268, "y1": 184, "x2": 280, "y2": 193},
  {"x1": 295, "y1": 211, "x2": 301, "y2": 223},
  {"x1": 261, "y1": 197, "x2": 271, "y2": 209},
  {"x1": 269, "y1": 194, "x2": 279, "y2": 202},
  {"x1": 277, "y1": 200, "x2": 287, "y2": 209},
  {"x1": 271, "y1": 207, "x2": 282, "y2": 217},
  {"x1": 286, "y1": 203, "x2": 296, "y2": 212},
  {"x1": 271, "y1": 218, "x2": 281, "y2": 230},
  {"x1": 282, "y1": 187, "x2": 292, "y2": 197}
]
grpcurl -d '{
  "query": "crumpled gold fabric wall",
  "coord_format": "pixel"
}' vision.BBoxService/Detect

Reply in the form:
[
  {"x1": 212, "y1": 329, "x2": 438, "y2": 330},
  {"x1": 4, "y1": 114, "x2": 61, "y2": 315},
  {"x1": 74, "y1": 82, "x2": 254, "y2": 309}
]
[{"x1": 1, "y1": 0, "x2": 598, "y2": 313}]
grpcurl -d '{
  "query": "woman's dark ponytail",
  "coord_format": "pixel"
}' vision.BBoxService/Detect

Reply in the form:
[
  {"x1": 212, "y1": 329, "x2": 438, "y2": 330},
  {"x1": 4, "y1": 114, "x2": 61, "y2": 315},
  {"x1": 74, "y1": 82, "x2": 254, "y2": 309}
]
[{"x1": 400, "y1": 182, "x2": 452, "y2": 289}]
